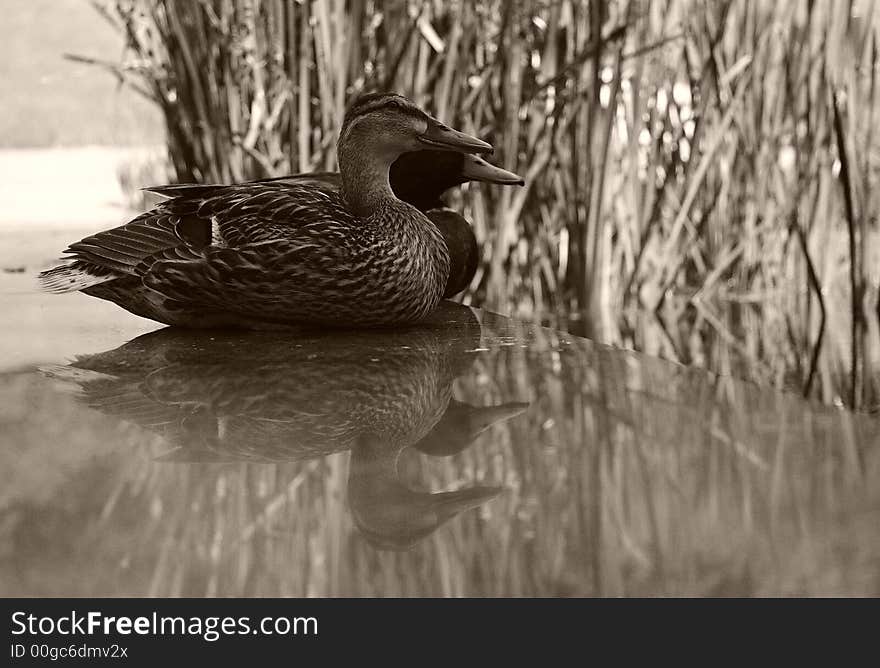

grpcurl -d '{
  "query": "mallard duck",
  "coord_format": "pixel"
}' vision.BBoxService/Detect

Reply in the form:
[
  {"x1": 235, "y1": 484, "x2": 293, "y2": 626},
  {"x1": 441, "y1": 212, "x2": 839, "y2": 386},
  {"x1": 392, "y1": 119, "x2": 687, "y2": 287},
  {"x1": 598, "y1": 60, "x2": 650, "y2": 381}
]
[
  {"x1": 42, "y1": 301, "x2": 528, "y2": 549},
  {"x1": 254, "y1": 150, "x2": 524, "y2": 297},
  {"x1": 393, "y1": 150, "x2": 524, "y2": 297},
  {"x1": 39, "y1": 93, "x2": 519, "y2": 328}
]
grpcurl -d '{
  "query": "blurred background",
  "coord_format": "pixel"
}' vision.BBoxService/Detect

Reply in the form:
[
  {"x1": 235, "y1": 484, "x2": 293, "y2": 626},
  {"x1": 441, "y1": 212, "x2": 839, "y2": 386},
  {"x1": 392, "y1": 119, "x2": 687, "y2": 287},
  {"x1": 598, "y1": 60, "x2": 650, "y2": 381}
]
[{"x1": 3, "y1": 0, "x2": 880, "y2": 410}]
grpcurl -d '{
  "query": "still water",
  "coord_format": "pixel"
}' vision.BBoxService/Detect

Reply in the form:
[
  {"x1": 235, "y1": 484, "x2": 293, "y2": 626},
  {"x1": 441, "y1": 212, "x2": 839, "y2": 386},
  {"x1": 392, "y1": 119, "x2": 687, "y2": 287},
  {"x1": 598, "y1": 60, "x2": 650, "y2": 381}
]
[{"x1": 1, "y1": 301, "x2": 877, "y2": 596}]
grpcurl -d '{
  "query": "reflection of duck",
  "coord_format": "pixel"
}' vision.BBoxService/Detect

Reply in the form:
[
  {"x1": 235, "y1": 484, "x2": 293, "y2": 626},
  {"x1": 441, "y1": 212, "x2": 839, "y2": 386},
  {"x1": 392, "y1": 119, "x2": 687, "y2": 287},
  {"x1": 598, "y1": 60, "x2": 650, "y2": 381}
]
[
  {"x1": 44, "y1": 302, "x2": 528, "y2": 549},
  {"x1": 351, "y1": 398, "x2": 526, "y2": 551},
  {"x1": 39, "y1": 94, "x2": 522, "y2": 328}
]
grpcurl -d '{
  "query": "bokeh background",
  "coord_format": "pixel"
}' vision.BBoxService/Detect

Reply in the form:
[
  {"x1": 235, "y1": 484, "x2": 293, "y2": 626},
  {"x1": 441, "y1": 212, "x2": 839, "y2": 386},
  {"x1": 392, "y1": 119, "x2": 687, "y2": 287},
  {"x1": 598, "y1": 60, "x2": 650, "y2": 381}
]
[{"x1": 4, "y1": 0, "x2": 880, "y2": 410}]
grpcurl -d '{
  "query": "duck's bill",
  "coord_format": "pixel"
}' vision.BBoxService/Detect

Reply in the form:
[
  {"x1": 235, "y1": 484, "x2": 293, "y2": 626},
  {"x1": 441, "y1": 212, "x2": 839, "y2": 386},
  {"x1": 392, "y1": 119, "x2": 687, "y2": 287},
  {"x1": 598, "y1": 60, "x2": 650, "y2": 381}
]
[
  {"x1": 461, "y1": 155, "x2": 525, "y2": 185},
  {"x1": 466, "y1": 400, "x2": 530, "y2": 432},
  {"x1": 419, "y1": 117, "x2": 493, "y2": 154},
  {"x1": 430, "y1": 486, "x2": 505, "y2": 520}
]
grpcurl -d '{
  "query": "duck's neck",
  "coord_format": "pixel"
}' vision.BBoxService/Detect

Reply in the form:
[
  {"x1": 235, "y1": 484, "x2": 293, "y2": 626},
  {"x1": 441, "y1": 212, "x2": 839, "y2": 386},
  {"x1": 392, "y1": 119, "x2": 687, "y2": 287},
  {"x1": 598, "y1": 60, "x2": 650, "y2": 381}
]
[{"x1": 338, "y1": 138, "x2": 399, "y2": 218}]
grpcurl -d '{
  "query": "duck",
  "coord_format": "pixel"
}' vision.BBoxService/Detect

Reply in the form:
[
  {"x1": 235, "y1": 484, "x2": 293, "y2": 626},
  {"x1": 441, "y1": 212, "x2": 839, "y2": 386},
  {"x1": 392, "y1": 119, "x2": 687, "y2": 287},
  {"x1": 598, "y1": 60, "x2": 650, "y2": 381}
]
[
  {"x1": 252, "y1": 150, "x2": 523, "y2": 297},
  {"x1": 394, "y1": 150, "x2": 524, "y2": 296},
  {"x1": 39, "y1": 93, "x2": 521, "y2": 329},
  {"x1": 42, "y1": 301, "x2": 529, "y2": 549}
]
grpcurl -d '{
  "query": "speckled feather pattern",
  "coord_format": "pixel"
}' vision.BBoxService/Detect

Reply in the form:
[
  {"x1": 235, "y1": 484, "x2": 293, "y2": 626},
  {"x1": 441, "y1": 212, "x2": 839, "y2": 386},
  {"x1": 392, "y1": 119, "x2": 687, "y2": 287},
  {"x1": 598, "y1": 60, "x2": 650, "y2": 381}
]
[{"x1": 45, "y1": 181, "x2": 451, "y2": 328}]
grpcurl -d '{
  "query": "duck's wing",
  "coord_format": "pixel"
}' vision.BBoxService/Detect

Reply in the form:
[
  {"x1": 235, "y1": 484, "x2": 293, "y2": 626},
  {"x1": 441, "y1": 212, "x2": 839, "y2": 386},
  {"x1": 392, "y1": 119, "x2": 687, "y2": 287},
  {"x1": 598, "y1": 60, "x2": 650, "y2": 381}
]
[
  {"x1": 175, "y1": 183, "x2": 351, "y2": 247},
  {"x1": 40, "y1": 182, "x2": 343, "y2": 293},
  {"x1": 133, "y1": 217, "x2": 357, "y2": 324},
  {"x1": 53, "y1": 209, "x2": 208, "y2": 278}
]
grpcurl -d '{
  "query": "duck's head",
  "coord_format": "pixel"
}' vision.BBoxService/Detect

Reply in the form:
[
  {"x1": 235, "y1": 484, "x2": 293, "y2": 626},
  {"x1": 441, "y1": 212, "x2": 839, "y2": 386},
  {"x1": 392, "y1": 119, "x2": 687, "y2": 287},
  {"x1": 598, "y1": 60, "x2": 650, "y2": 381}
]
[
  {"x1": 390, "y1": 152, "x2": 525, "y2": 210},
  {"x1": 413, "y1": 399, "x2": 530, "y2": 457},
  {"x1": 351, "y1": 484, "x2": 503, "y2": 551},
  {"x1": 339, "y1": 93, "x2": 493, "y2": 163}
]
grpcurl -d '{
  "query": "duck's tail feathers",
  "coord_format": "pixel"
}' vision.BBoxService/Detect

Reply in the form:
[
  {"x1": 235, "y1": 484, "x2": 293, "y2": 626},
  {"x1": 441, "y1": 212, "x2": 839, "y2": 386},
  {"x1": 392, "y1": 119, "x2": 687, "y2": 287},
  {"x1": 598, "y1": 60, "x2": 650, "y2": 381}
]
[
  {"x1": 38, "y1": 363, "x2": 115, "y2": 388},
  {"x1": 38, "y1": 261, "x2": 119, "y2": 294}
]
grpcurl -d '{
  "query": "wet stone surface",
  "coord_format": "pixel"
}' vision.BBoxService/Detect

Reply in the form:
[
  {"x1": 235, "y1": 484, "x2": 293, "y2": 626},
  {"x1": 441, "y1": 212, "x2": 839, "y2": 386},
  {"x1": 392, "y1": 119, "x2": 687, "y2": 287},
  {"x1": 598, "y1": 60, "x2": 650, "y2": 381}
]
[{"x1": 0, "y1": 299, "x2": 878, "y2": 596}]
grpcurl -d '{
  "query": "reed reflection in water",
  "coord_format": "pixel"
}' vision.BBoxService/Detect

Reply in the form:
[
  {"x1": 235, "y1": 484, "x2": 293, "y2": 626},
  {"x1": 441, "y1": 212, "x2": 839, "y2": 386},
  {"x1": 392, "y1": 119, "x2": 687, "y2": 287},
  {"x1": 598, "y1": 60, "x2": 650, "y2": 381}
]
[{"x1": 1, "y1": 303, "x2": 877, "y2": 596}]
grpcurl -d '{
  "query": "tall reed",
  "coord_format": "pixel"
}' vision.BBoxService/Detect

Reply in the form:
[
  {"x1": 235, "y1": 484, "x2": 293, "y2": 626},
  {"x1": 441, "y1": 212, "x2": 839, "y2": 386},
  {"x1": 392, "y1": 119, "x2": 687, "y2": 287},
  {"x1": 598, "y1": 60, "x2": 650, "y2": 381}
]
[{"x1": 85, "y1": 0, "x2": 880, "y2": 408}]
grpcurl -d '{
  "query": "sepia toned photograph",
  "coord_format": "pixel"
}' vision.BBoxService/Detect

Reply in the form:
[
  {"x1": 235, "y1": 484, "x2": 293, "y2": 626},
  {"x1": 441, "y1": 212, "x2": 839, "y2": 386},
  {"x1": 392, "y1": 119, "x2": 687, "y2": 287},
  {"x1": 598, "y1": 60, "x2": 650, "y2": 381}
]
[{"x1": 1, "y1": 0, "x2": 878, "y2": 613}]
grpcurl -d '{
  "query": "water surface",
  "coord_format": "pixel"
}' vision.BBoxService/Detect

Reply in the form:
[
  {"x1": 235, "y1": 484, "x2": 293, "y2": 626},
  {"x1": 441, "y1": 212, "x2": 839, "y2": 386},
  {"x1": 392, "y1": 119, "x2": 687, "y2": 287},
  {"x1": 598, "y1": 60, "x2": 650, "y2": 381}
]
[{"x1": 1, "y1": 300, "x2": 877, "y2": 596}]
